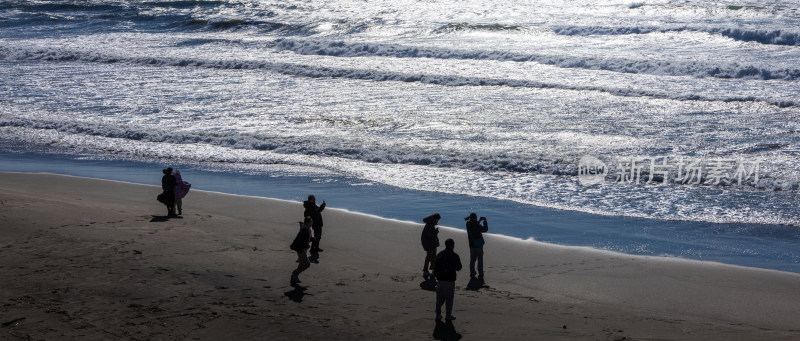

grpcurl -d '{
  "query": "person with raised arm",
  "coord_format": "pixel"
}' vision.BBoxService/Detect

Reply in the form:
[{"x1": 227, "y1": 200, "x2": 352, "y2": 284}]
[
  {"x1": 465, "y1": 213, "x2": 488, "y2": 283},
  {"x1": 303, "y1": 195, "x2": 326, "y2": 253}
]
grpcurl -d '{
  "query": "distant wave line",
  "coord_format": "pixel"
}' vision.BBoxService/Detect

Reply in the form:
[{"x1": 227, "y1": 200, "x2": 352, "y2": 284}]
[
  {"x1": 552, "y1": 25, "x2": 800, "y2": 47},
  {"x1": 266, "y1": 38, "x2": 800, "y2": 81},
  {"x1": 0, "y1": 46, "x2": 796, "y2": 108},
  {"x1": 0, "y1": 1, "x2": 226, "y2": 12}
]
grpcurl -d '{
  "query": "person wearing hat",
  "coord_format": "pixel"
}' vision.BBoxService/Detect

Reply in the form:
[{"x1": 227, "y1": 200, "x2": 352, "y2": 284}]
[{"x1": 421, "y1": 213, "x2": 441, "y2": 280}]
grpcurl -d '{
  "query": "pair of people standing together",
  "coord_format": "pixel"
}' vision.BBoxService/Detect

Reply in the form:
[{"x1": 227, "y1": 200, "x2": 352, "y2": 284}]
[
  {"x1": 421, "y1": 213, "x2": 489, "y2": 281},
  {"x1": 290, "y1": 195, "x2": 326, "y2": 284},
  {"x1": 159, "y1": 167, "x2": 191, "y2": 217},
  {"x1": 420, "y1": 212, "x2": 489, "y2": 320}
]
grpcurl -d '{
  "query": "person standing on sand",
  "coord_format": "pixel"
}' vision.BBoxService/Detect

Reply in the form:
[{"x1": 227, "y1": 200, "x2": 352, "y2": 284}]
[
  {"x1": 161, "y1": 167, "x2": 178, "y2": 217},
  {"x1": 421, "y1": 213, "x2": 441, "y2": 280},
  {"x1": 465, "y1": 213, "x2": 488, "y2": 282},
  {"x1": 172, "y1": 169, "x2": 191, "y2": 216},
  {"x1": 290, "y1": 216, "x2": 314, "y2": 284},
  {"x1": 434, "y1": 238, "x2": 462, "y2": 320},
  {"x1": 303, "y1": 195, "x2": 326, "y2": 253}
]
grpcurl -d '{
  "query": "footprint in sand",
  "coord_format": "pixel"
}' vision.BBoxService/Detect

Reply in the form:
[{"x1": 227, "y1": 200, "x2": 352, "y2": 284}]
[{"x1": 390, "y1": 275, "x2": 415, "y2": 283}]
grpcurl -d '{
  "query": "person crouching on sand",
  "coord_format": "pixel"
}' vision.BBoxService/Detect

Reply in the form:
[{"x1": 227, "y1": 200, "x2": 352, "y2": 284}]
[
  {"x1": 421, "y1": 213, "x2": 441, "y2": 280},
  {"x1": 435, "y1": 238, "x2": 462, "y2": 320},
  {"x1": 290, "y1": 217, "x2": 314, "y2": 284}
]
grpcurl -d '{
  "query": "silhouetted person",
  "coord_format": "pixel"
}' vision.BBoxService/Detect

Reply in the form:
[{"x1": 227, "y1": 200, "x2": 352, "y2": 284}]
[
  {"x1": 161, "y1": 167, "x2": 178, "y2": 217},
  {"x1": 172, "y1": 169, "x2": 191, "y2": 216},
  {"x1": 290, "y1": 216, "x2": 314, "y2": 284},
  {"x1": 434, "y1": 238, "x2": 462, "y2": 320},
  {"x1": 303, "y1": 195, "x2": 326, "y2": 252},
  {"x1": 421, "y1": 213, "x2": 441, "y2": 280},
  {"x1": 465, "y1": 213, "x2": 488, "y2": 282}
]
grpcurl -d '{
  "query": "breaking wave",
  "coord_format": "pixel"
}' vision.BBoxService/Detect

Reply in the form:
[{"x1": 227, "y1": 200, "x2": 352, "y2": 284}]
[
  {"x1": 553, "y1": 25, "x2": 800, "y2": 46},
  {"x1": 267, "y1": 38, "x2": 800, "y2": 81},
  {"x1": 1, "y1": 117, "x2": 795, "y2": 194},
  {"x1": 434, "y1": 22, "x2": 525, "y2": 33},
  {"x1": 1, "y1": 45, "x2": 796, "y2": 107}
]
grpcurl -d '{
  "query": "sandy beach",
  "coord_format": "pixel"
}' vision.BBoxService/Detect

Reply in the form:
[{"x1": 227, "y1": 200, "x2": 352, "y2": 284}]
[{"x1": 1, "y1": 172, "x2": 800, "y2": 340}]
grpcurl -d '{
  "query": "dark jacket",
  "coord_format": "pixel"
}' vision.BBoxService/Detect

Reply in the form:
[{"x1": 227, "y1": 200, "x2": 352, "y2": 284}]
[
  {"x1": 303, "y1": 200, "x2": 326, "y2": 228},
  {"x1": 434, "y1": 249, "x2": 462, "y2": 282},
  {"x1": 466, "y1": 219, "x2": 488, "y2": 248},
  {"x1": 161, "y1": 174, "x2": 177, "y2": 192},
  {"x1": 290, "y1": 223, "x2": 312, "y2": 252},
  {"x1": 421, "y1": 216, "x2": 440, "y2": 252}
]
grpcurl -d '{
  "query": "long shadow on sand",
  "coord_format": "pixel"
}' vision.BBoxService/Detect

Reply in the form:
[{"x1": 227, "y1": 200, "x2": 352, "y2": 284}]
[
  {"x1": 465, "y1": 277, "x2": 489, "y2": 291},
  {"x1": 284, "y1": 284, "x2": 309, "y2": 303},
  {"x1": 433, "y1": 320, "x2": 462, "y2": 341},
  {"x1": 150, "y1": 215, "x2": 182, "y2": 222}
]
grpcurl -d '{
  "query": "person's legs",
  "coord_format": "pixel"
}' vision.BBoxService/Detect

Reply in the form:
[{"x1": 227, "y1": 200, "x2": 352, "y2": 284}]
[
  {"x1": 423, "y1": 251, "x2": 430, "y2": 274},
  {"x1": 165, "y1": 191, "x2": 176, "y2": 216},
  {"x1": 292, "y1": 251, "x2": 310, "y2": 278},
  {"x1": 311, "y1": 226, "x2": 322, "y2": 251},
  {"x1": 175, "y1": 197, "x2": 182, "y2": 215},
  {"x1": 441, "y1": 281, "x2": 455, "y2": 317},
  {"x1": 476, "y1": 247, "x2": 484, "y2": 279},
  {"x1": 469, "y1": 247, "x2": 479, "y2": 278},
  {"x1": 424, "y1": 249, "x2": 436, "y2": 274},
  {"x1": 435, "y1": 282, "x2": 446, "y2": 318}
]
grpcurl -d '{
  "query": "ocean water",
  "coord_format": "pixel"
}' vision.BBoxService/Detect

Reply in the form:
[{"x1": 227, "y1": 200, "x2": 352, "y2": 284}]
[{"x1": 1, "y1": 1, "x2": 799, "y2": 271}]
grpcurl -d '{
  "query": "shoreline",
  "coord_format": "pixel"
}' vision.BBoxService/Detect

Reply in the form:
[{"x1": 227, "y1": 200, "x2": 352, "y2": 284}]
[
  {"x1": 2, "y1": 172, "x2": 800, "y2": 339},
  {"x1": 6, "y1": 170, "x2": 796, "y2": 276},
  {"x1": 2, "y1": 152, "x2": 799, "y2": 274}
]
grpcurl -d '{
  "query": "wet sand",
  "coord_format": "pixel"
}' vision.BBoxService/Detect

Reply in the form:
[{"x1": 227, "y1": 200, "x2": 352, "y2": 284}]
[{"x1": 1, "y1": 172, "x2": 799, "y2": 340}]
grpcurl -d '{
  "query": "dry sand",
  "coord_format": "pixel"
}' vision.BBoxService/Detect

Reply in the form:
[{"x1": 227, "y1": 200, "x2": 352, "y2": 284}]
[{"x1": 1, "y1": 172, "x2": 799, "y2": 340}]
